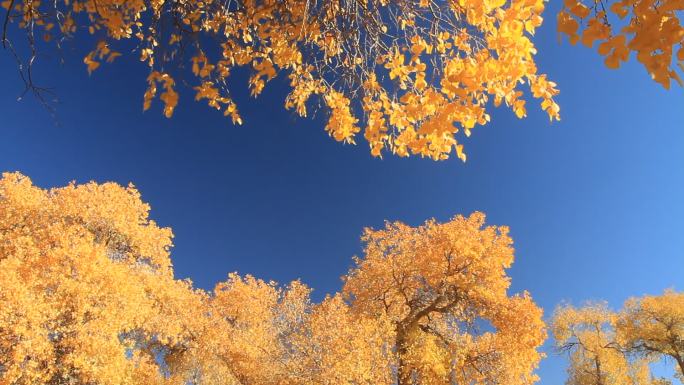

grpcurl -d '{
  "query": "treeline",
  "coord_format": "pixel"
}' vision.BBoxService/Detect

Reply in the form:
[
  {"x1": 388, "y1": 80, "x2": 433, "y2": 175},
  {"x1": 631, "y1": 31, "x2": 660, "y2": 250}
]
[{"x1": 0, "y1": 172, "x2": 682, "y2": 385}]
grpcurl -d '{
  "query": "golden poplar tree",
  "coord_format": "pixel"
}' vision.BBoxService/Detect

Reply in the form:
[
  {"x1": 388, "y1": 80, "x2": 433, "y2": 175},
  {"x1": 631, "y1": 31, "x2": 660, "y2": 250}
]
[
  {"x1": 343, "y1": 212, "x2": 546, "y2": 385},
  {"x1": 552, "y1": 303, "x2": 658, "y2": 385},
  {"x1": 204, "y1": 274, "x2": 396, "y2": 385},
  {"x1": 616, "y1": 290, "x2": 684, "y2": 382},
  {"x1": 206, "y1": 273, "x2": 313, "y2": 385},
  {"x1": 553, "y1": 292, "x2": 684, "y2": 385},
  {"x1": 289, "y1": 294, "x2": 396, "y2": 385},
  {"x1": 0, "y1": 172, "x2": 209, "y2": 385}
]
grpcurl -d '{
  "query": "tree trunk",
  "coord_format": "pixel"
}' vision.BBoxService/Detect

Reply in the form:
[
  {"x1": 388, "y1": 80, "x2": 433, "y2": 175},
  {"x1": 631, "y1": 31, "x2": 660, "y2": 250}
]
[
  {"x1": 396, "y1": 327, "x2": 409, "y2": 385},
  {"x1": 674, "y1": 354, "x2": 684, "y2": 380}
]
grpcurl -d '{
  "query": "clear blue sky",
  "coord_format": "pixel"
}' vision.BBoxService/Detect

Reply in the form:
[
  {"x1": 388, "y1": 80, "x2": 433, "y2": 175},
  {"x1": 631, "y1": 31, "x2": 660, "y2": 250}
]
[{"x1": 1, "y1": 3, "x2": 682, "y2": 384}]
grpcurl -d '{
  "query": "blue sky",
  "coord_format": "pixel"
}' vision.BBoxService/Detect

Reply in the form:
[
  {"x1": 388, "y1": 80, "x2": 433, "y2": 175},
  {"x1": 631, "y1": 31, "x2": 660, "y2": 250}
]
[{"x1": 1, "y1": 2, "x2": 683, "y2": 384}]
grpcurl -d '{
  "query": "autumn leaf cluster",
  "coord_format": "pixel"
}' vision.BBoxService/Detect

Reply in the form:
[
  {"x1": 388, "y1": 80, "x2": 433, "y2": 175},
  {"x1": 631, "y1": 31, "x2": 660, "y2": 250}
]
[
  {"x1": 557, "y1": 0, "x2": 684, "y2": 88},
  {"x1": 1, "y1": 0, "x2": 682, "y2": 163},
  {"x1": 1, "y1": 0, "x2": 562, "y2": 161}
]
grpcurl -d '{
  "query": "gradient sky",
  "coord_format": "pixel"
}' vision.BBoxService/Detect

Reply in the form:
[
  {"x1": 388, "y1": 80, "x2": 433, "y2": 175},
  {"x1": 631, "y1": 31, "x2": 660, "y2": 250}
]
[{"x1": 1, "y1": 2, "x2": 683, "y2": 384}]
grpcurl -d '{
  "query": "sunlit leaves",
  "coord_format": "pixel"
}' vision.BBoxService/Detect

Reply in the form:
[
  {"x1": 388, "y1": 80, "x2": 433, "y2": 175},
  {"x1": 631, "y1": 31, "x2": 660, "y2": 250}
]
[
  {"x1": 3, "y1": 0, "x2": 560, "y2": 161},
  {"x1": 144, "y1": 71, "x2": 178, "y2": 118}
]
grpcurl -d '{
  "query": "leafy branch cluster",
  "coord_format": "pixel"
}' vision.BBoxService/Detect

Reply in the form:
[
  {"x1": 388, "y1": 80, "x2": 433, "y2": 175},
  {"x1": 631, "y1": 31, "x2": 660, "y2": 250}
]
[
  {"x1": 558, "y1": 0, "x2": 684, "y2": 89},
  {"x1": 1, "y1": 0, "x2": 561, "y2": 161}
]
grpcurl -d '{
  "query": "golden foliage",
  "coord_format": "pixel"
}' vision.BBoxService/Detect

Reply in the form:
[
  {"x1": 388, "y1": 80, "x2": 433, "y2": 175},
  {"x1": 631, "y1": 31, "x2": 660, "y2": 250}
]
[
  {"x1": 558, "y1": 0, "x2": 684, "y2": 88},
  {"x1": 1, "y1": 0, "x2": 560, "y2": 161},
  {"x1": 0, "y1": 173, "x2": 547, "y2": 385}
]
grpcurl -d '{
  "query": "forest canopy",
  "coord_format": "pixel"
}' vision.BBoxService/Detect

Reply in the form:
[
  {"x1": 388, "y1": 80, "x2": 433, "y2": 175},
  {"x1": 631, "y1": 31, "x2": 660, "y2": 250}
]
[
  {"x1": 0, "y1": 172, "x2": 546, "y2": 385},
  {"x1": 1, "y1": 169, "x2": 682, "y2": 385}
]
